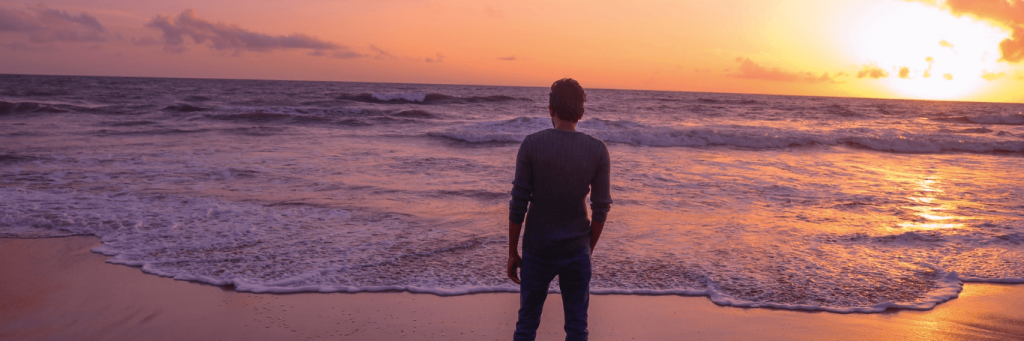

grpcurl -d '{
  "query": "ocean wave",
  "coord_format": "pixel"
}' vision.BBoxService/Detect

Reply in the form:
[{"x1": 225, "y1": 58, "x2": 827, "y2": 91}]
[
  {"x1": 3, "y1": 185, "x2": 1021, "y2": 313},
  {"x1": 207, "y1": 112, "x2": 301, "y2": 122},
  {"x1": 819, "y1": 104, "x2": 862, "y2": 117},
  {"x1": 939, "y1": 127, "x2": 994, "y2": 134},
  {"x1": 838, "y1": 135, "x2": 1024, "y2": 154},
  {"x1": 162, "y1": 104, "x2": 209, "y2": 112},
  {"x1": 427, "y1": 116, "x2": 548, "y2": 143},
  {"x1": 0, "y1": 153, "x2": 45, "y2": 164},
  {"x1": 432, "y1": 189, "x2": 508, "y2": 201},
  {"x1": 338, "y1": 92, "x2": 528, "y2": 104},
  {"x1": 103, "y1": 120, "x2": 159, "y2": 127},
  {"x1": 183, "y1": 95, "x2": 212, "y2": 102},
  {"x1": 391, "y1": 109, "x2": 442, "y2": 119},
  {"x1": 931, "y1": 113, "x2": 1024, "y2": 126},
  {"x1": 696, "y1": 97, "x2": 764, "y2": 105},
  {"x1": 429, "y1": 117, "x2": 1024, "y2": 154},
  {"x1": 93, "y1": 128, "x2": 221, "y2": 136},
  {"x1": 202, "y1": 108, "x2": 444, "y2": 125},
  {"x1": 2, "y1": 89, "x2": 72, "y2": 97},
  {"x1": 0, "y1": 101, "x2": 69, "y2": 115}
]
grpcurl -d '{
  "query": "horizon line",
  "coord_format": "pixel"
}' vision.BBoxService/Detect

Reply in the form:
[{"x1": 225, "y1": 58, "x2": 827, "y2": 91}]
[{"x1": 2, "y1": 72, "x2": 1020, "y2": 105}]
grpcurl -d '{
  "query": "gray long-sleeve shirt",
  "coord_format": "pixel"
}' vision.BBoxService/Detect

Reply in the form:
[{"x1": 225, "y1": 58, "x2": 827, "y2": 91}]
[{"x1": 509, "y1": 128, "x2": 612, "y2": 259}]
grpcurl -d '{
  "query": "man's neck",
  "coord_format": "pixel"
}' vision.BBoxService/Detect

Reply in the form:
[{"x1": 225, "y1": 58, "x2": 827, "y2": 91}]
[{"x1": 551, "y1": 116, "x2": 577, "y2": 131}]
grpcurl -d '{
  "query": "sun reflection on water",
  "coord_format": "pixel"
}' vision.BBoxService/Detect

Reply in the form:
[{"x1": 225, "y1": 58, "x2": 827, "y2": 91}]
[{"x1": 898, "y1": 177, "x2": 964, "y2": 230}]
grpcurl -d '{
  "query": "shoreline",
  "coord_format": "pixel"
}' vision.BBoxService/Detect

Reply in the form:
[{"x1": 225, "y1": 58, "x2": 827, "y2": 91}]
[{"x1": 2, "y1": 236, "x2": 1023, "y2": 340}]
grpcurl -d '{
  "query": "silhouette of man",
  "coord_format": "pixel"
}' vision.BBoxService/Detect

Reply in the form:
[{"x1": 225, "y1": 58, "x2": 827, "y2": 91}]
[{"x1": 507, "y1": 78, "x2": 612, "y2": 341}]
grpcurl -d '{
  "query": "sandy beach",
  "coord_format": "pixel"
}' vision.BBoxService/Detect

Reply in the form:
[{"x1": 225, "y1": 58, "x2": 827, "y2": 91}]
[{"x1": 1, "y1": 236, "x2": 1022, "y2": 340}]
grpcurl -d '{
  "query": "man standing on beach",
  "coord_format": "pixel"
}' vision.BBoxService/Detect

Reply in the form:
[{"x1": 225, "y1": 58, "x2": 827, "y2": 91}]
[{"x1": 507, "y1": 78, "x2": 612, "y2": 341}]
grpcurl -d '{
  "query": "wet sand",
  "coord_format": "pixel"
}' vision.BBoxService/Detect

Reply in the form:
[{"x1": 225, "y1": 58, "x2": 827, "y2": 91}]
[{"x1": 1, "y1": 236, "x2": 1022, "y2": 340}]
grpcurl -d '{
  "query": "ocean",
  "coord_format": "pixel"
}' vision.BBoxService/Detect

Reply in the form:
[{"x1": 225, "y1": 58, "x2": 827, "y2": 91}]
[{"x1": 1, "y1": 74, "x2": 1022, "y2": 313}]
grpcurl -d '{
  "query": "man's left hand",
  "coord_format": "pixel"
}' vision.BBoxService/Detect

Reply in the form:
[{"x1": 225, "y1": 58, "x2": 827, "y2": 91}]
[{"x1": 507, "y1": 253, "x2": 522, "y2": 284}]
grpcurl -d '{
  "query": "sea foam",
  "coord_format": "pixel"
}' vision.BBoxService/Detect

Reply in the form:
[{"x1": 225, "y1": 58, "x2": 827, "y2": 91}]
[{"x1": 429, "y1": 117, "x2": 1024, "y2": 154}]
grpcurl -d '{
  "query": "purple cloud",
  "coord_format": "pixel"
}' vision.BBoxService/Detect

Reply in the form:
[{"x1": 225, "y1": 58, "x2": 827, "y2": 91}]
[
  {"x1": 425, "y1": 53, "x2": 445, "y2": 63},
  {"x1": 0, "y1": 4, "x2": 105, "y2": 43},
  {"x1": 732, "y1": 57, "x2": 843, "y2": 83},
  {"x1": 146, "y1": 9, "x2": 348, "y2": 54}
]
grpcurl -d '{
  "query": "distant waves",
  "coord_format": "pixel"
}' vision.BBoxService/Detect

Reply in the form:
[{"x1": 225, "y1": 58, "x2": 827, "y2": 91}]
[
  {"x1": 429, "y1": 116, "x2": 1024, "y2": 154},
  {"x1": 336, "y1": 92, "x2": 530, "y2": 104}
]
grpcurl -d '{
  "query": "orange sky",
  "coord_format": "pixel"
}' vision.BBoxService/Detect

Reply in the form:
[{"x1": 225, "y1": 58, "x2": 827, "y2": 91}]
[{"x1": 2, "y1": 0, "x2": 1023, "y2": 102}]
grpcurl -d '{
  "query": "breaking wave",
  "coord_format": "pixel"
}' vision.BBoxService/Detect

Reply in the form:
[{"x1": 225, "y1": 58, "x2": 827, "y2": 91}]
[
  {"x1": 338, "y1": 92, "x2": 528, "y2": 104},
  {"x1": 931, "y1": 113, "x2": 1024, "y2": 126},
  {"x1": 0, "y1": 101, "x2": 69, "y2": 115},
  {"x1": 430, "y1": 117, "x2": 1024, "y2": 154}
]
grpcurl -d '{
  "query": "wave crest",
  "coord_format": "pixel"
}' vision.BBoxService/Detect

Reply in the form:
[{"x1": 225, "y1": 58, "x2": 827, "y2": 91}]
[
  {"x1": 430, "y1": 117, "x2": 1024, "y2": 154},
  {"x1": 338, "y1": 92, "x2": 528, "y2": 104},
  {"x1": 932, "y1": 113, "x2": 1024, "y2": 126},
  {"x1": 0, "y1": 101, "x2": 69, "y2": 115}
]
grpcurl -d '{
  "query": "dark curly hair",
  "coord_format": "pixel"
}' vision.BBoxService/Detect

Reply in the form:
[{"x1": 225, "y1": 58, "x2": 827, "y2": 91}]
[{"x1": 549, "y1": 78, "x2": 586, "y2": 122}]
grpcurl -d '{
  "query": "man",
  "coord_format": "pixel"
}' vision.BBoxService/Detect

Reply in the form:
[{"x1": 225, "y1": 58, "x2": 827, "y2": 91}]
[{"x1": 507, "y1": 78, "x2": 612, "y2": 341}]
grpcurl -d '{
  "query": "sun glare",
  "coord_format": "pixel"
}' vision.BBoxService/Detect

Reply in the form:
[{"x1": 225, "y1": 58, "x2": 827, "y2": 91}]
[{"x1": 848, "y1": 2, "x2": 1008, "y2": 100}]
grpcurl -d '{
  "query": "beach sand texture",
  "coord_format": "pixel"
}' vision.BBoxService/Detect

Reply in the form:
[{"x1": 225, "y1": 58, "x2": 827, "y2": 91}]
[{"x1": 2, "y1": 236, "x2": 1023, "y2": 341}]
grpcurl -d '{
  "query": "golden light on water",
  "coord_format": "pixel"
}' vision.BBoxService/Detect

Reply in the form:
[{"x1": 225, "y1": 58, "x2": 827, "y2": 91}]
[{"x1": 899, "y1": 177, "x2": 964, "y2": 230}]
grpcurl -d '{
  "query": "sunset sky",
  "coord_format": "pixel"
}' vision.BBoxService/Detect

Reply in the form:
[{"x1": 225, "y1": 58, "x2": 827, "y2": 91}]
[{"x1": 2, "y1": 0, "x2": 1023, "y2": 102}]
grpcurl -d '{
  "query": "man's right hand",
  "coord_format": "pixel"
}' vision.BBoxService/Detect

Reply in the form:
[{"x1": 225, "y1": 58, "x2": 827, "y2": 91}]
[{"x1": 507, "y1": 253, "x2": 522, "y2": 284}]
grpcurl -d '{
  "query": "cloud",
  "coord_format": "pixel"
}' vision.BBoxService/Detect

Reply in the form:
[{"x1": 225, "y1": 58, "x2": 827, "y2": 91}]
[
  {"x1": 308, "y1": 49, "x2": 365, "y2": 59},
  {"x1": 999, "y1": 30, "x2": 1024, "y2": 62},
  {"x1": 732, "y1": 57, "x2": 842, "y2": 83},
  {"x1": 146, "y1": 9, "x2": 346, "y2": 54},
  {"x1": 943, "y1": 73, "x2": 954, "y2": 80},
  {"x1": 498, "y1": 56, "x2": 517, "y2": 61},
  {"x1": 368, "y1": 44, "x2": 395, "y2": 60},
  {"x1": 425, "y1": 53, "x2": 444, "y2": 63},
  {"x1": 0, "y1": 41, "x2": 55, "y2": 51},
  {"x1": 909, "y1": 0, "x2": 1024, "y2": 63},
  {"x1": 0, "y1": 4, "x2": 106, "y2": 43},
  {"x1": 331, "y1": 51, "x2": 365, "y2": 59},
  {"x1": 982, "y1": 71, "x2": 1006, "y2": 80},
  {"x1": 899, "y1": 66, "x2": 911, "y2": 78},
  {"x1": 857, "y1": 64, "x2": 890, "y2": 79},
  {"x1": 939, "y1": 39, "x2": 955, "y2": 48},
  {"x1": 924, "y1": 56, "x2": 935, "y2": 77}
]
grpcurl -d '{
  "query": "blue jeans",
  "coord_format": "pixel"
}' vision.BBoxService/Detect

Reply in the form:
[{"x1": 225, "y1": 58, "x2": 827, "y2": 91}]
[{"x1": 513, "y1": 251, "x2": 592, "y2": 341}]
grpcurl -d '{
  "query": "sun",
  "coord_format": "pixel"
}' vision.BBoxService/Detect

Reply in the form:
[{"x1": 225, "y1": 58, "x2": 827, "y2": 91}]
[{"x1": 847, "y1": 1, "x2": 1008, "y2": 100}]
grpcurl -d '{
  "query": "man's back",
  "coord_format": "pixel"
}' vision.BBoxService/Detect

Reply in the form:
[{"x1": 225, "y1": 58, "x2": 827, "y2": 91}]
[{"x1": 510, "y1": 128, "x2": 611, "y2": 259}]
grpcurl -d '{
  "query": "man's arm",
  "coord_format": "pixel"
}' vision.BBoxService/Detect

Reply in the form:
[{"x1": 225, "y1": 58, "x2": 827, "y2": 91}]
[
  {"x1": 589, "y1": 143, "x2": 612, "y2": 255},
  {"x1": 507, "y1": 139, "x2": 531, "y2": 285},
  {"x1": 590, "y1": 221, "x2": 604, "y2": 255},
  {"x1": 507, "y1": 222, "x2": 522, "y2": 284}
]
